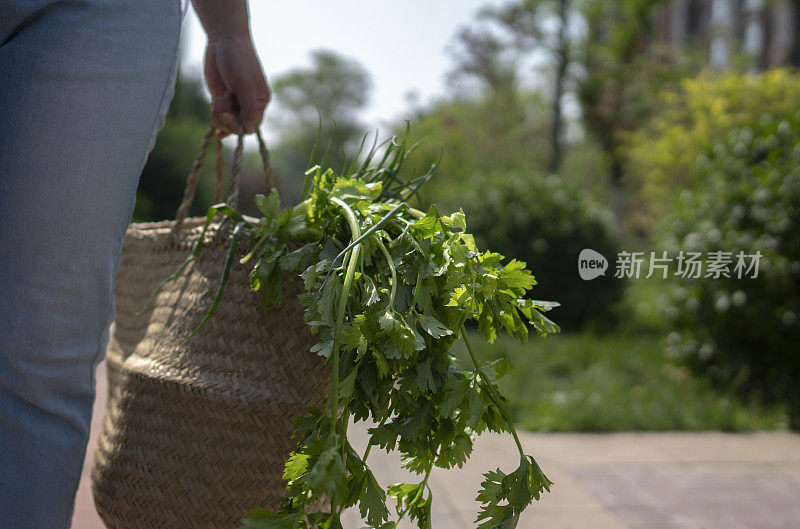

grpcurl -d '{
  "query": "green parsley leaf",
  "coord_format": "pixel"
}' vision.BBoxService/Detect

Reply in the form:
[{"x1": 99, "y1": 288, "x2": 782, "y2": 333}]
[{"x1": 416, "y1": 313, "x2": 453, "y2": 338}]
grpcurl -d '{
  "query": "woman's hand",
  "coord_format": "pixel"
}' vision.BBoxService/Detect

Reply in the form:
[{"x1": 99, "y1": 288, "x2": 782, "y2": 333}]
[{"x1": 192, "y1": 0, "x2": 269, "y2": 136}]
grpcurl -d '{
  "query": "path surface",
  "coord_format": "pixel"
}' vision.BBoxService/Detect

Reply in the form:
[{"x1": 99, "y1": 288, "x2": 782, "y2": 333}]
[{"x1": 72, "y1": 361, "x2": 800, "y2": 529}]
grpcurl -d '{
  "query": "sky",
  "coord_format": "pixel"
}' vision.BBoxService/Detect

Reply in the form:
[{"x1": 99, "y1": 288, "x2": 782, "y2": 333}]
[{"x1": 181, "y1": 0, "x2": 506, "y2": 134}]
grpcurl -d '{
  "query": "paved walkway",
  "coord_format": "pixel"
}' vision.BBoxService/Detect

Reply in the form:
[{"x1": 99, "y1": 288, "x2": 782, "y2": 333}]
[{"x1": 72, "y1": 361, "x2": 800, "y2": 529}]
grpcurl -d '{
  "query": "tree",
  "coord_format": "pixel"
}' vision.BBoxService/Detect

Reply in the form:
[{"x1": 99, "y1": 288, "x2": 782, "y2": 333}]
[
  {"x1": 575, "y1": 0, "x2": 663, "y2": 187},
  {"x1": 404, "y1": 93, "x2": 553, "y2": 207},
  {"x1": 575, "y1": 0, "x2": 704, "y2": 231},
  {"x1": 482, "y1": 0, "x2": 573, "y2": 173},
  {"x1": 447, "y1": 25, "x2": 519, "y2": 97},
  {"x1": 268, "y1": 50, "x2": 371, "y2": 201},
  {"x1": 451, "y1": 0, "x2": 701, "y2": 231},
  {"x1": 550, "y1": 0, "x2": 571, "y2": 173},
  {"x1": 449, "y1": 0, "x2": 573, "y2": 174}
]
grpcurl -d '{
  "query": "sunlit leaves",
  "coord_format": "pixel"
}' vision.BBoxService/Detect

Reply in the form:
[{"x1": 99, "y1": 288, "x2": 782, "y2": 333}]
[
  {"x1": 416, "y1": 314, "x2": 453, "y2": 338},
  {"x1": 475, "y1": 456, "x2": 553, "y2": 529},
  {"x1": 233, "y1": 152, "x2": 559, "y2": 528}
]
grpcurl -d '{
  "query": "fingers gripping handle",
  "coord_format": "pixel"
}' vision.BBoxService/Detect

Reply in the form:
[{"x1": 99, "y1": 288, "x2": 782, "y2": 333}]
[{"x1": 170, "y1": 127, "x2": 274, "y2": 240}]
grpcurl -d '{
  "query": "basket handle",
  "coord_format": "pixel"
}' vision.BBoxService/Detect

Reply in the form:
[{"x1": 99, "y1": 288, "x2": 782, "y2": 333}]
[{"x1": 170, "y1": 126, "x2": 275, "y2": 239}]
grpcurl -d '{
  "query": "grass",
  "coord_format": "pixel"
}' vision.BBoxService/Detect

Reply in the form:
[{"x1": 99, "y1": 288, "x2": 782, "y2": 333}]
[{"x1": 455, "y1": 331, "x2": 789, "y2": 432}]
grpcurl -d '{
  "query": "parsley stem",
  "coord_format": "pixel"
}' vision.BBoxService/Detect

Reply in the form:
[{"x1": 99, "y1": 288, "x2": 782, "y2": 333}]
[
  {"x1": 361, "y1": 414, "x2": 389, "y2": 463},
  {"x1": 374, "y1": 237, "x2": 397, "y2": 308},
  {"x1": 460, "y1": 325, "x2": 525, "y2": 458},
  {"x1": 391, "y1": 464, "x2": 433, "y2": 529},
  {"x1": 325, "y1": 197, "x2": 364, "y2": 523},
  {"x1": 185, "y1": 222, "x2": 247, "y2": 339},
  {"x1": 326, "y1": 250, "x2": 350, "y2": 423},
  {"x1": 326, "y1": 201, "x2": 404, "y2": 278},
  {"x1": 410, "y1": 270, "x2": 423, "y2": 311},
  {"x1": 329, "y1": 198, "x2": 362, "y2": 430},
  {"x1": 361, "y1": 443, "x2": 374, "y2": 464},
  {"x1": 239, "y1": 230, "x2": 271, "y2": 264}
]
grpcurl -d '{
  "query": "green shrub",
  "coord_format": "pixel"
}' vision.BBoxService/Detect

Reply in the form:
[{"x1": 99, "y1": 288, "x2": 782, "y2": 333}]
[
  {"x1": 660, "y1": 112, "x2": 800, "y2": 427},
  {"x1": 454, "y1": 172, "x2": 623, "y2": 331},
  {"x1": 458, "y1": 332, "x2": 787, "y2": 432},
  {"x1": 403, "y1": 96, "x2": 548, "y2": 211},
  {"x1": 628, "y1": 69, "x2": 800, "y2": 231},
  {"x1": 406, "y1": 94, "x2": 611, "y2": 208}
]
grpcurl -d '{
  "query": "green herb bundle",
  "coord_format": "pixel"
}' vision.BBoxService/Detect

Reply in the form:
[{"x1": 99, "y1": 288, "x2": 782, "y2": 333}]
[{"x1": 187, "y1": 134, "x2": 560, "y2": 529}]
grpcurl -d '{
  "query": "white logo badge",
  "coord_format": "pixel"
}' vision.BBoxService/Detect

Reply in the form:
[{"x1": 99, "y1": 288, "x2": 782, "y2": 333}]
[{"x1": 578, "y1": 249, "x2": 608, "y2": 280}]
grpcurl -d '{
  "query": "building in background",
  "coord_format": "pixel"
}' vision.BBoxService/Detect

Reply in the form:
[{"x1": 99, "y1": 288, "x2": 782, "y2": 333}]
[{"x1": 656, "y1": 0, "x2": 800, "y2": 69}]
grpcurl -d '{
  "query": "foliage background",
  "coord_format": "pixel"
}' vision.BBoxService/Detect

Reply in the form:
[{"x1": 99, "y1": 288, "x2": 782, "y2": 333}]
[
  {"x1": 657, "y1": 102, "x2": 800, "y2": 427},
  {"x1": 135, "y1": 1, "x2": 798, "y2": 431}
]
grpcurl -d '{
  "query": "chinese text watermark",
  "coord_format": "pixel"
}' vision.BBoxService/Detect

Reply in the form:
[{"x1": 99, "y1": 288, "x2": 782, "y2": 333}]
[{"x1": 579, "y1": 249, "x2": 762, "y2": 280}]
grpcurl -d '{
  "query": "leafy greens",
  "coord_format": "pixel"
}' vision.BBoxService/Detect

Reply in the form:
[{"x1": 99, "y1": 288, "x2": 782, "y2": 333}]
[{"x1": 185, "y1": 132, "x2": 560, "y2": 529}]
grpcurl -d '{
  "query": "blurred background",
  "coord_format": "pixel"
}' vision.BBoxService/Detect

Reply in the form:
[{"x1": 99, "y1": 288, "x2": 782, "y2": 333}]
[{"x1": 137, "y1": 0, "x2": 800, "y2": 433}]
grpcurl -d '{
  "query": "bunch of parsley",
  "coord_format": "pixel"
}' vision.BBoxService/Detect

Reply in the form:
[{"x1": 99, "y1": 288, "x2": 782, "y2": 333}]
[{"x1": 184, "y1": 134, "x2": 560, "y2": 529}]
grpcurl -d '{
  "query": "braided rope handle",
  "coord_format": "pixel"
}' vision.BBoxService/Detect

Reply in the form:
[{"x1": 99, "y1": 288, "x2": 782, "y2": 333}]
[
  {"x1": 213, "y1": 134, "x2": 226, "y2": 203},
  {"x1": 255, "y1": 129, "x2": 275, "y2": 191},
  {"x1": 170, "y1": 126, "x2": 274, "y2": 241},
  {"x1": 171, "y1": 127, "x2": 215, "y2": 239}
]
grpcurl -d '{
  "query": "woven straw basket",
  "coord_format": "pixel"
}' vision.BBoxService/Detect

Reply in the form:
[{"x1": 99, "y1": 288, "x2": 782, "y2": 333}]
[{"x1": 91, "y1": 129, "x2": 330, "y2": 529}]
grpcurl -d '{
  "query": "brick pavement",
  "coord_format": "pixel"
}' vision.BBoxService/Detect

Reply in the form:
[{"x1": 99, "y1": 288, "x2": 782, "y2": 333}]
[{"x1": 71, "y1": 361, "x2": 800, "y2": 529}]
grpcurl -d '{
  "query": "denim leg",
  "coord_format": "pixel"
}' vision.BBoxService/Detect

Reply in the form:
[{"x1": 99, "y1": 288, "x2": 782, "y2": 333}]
[{"x1": 0, "y1": 1, "x2": 182, "y2": 527}]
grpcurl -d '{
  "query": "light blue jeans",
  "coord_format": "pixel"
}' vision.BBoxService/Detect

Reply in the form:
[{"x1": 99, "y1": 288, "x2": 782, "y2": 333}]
[{"x1": 0, "y1": 1, "x2": 183, "y2": 527}]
